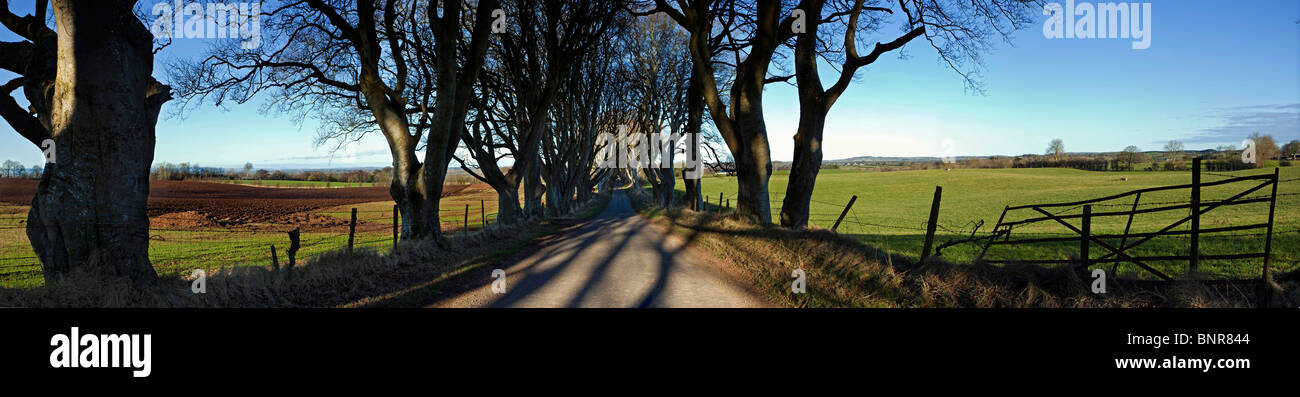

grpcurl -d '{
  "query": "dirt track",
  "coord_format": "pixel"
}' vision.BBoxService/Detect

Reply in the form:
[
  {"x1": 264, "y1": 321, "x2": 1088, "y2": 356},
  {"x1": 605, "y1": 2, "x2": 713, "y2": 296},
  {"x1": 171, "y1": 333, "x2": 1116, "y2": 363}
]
[{"x1": 434, "y1": 190, "x2": 769, "y2": 308}]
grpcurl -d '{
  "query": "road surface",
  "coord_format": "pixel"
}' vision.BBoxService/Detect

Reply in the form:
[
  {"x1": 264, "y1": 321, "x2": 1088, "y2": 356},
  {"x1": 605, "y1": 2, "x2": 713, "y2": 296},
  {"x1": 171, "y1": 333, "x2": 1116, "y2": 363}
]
[{"x1": 436, "y1": 190, "x2": 767, "y2": 308}]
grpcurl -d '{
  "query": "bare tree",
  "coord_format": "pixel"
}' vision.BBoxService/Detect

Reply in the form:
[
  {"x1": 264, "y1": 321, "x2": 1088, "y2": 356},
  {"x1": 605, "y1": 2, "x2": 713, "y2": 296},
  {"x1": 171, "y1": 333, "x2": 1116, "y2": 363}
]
[
  {"x1": 1282, "y1": 140, "x2": 1300, "y2": 160},
  {"x1": 621, "y1": 13, "x2": 692, "y2": 207},
  {"x1": 1164, "y1": 140, "x2": 1184, "y2": 162},
  {"x1": 0, "y1": 0, "x2": 170, "y2": 284},
  {"x1": 171, "y1": 0, "x2": 499, "y2": 242},
  {"x1": 780, "y1": 0, "x2": 1038, "y2": 228},
  {"x1": 1215, "y1": 144, "x2": 1237, "y2": 160},
  {"x1": 638, "y1": 0, "x2": 807, "y2": 223},
  {"x1": 1047, "y1": 138, "x2": 1066, "y2": 161},
  {"x1": 0, "y1": 160, "x2": 19, "y2": 178},
  {"x1": 629, "y1": 2, "x2": 729, "y2": 212},
  {"x1": 1120, "y1": 145, "x2": 1142, "y2": 170},
  {"x1": 540, "y1": 19, "x2": 628, "y2": 215},
  {"x1": 457, "y1": 0, "x2": 622, "y2": 224}
]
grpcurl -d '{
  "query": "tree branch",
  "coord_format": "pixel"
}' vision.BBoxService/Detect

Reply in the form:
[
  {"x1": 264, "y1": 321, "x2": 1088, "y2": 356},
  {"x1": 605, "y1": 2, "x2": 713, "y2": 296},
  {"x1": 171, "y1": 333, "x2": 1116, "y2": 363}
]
[{"x1": 0, "y1": 77, "x2": 48, "y2": 146}]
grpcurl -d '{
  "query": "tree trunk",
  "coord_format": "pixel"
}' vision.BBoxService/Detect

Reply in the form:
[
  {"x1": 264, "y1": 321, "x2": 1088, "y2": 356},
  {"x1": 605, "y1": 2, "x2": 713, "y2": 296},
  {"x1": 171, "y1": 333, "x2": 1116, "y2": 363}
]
[
  {"x1": 390, "y1": 0, "x2": 498, "y2": 243},
  {"x1": 681, "y1": 69, "x2": 704, "y2": 211},
  {"x1": 26, "y1": 0, "x2": 166, "y2": 284},
  {"x1": 658, "y1": 144, "x2": 676, "y2": 207},
  {"x1": 729, "y1": 59, "x2": 775, "y2": 223},
  {"x1": 659, "y1": 168, "x2": 674, "y2": 207},
  {"x1": 781, "y1": 108, "x2": 826, "y2": 229},
  {"x1": 390, "y1": 160, "x2": 440, "y2": 242},
  {"x1": 496, "y1": 182, "x2": 523, "y2": 225},
  {"x1": 678, "y1": 0, "x2": 776, "y2": 224},
  {"x1": 543, "y1": 173, "x2": 559, "y2": 218},
  {"x1": 779, "y1": 0, "x2": 830, "y2": 230},
  {"x1": 729, "y1": 80, "x2": 774, "y2": 223},
  {"x1": 544, "y1": 177, "x2": 571, "y2": 216},
  {"x1": 778, "y1": 0, "x2": 924, "y2": 229},
  {"x1": 681, "y1": 171, "x2": 697, "y2": 210},
  {"x1": 524, "y1": 155, "x2": 544, "y2": 217},
  {"x1": 732, "y1": 140, "x2": 772, "y2": 222}
]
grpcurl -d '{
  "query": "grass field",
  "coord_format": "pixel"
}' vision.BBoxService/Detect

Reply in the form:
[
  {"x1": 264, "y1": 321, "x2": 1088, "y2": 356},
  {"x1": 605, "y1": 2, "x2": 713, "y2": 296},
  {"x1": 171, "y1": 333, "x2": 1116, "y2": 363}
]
[
  {"x1": 0, "y1": 186, "x2": 502, "y2": 289},
  {"x1": 679, "y1": 166, "x2": 1299, "y2": 280},
  {"x1": 3, "y1": 168, "x2": 1293, "y2": 289},
  {"x1": 0, "y1": 204, "x2": 399, "y2": 289}
]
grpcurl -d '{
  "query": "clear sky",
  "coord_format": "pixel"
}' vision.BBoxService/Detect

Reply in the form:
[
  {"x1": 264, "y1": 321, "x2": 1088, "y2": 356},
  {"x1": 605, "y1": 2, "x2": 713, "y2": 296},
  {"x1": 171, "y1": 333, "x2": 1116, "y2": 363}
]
[{"x1": 2, "y1": 0, "x2": 1297, "y2": 170}]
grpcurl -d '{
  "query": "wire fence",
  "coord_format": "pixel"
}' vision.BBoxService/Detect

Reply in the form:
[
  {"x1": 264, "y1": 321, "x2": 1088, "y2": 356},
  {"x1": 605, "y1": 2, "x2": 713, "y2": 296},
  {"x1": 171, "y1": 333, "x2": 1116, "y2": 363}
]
[
  {"x1": 0, "y1": 204, "x2": 500, "y2": 284},
  {"x1": 689, "y1": 167, "x2": 1300, "y2": 280},
  {"x1": 4, "y1": 168, "x2": 1296, "y2": 283}
]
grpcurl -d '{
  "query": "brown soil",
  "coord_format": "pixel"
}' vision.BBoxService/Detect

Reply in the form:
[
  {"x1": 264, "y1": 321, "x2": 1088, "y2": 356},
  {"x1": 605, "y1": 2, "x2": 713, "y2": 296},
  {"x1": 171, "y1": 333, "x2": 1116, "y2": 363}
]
[{"x1": 0, "y1": 179, "x2": 480, "y2": 232}]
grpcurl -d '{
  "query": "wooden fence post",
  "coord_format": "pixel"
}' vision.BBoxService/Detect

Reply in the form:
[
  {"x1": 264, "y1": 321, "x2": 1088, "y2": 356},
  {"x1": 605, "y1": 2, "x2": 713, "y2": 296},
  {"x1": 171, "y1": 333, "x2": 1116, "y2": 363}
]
[
  {"x1": 920, "y1": 186, "x2": 943, "y2": 262},
  {"x1": 1081, "y1": 205, "x2": 1092, "y2": 269},
  {"x1": 831, "y1": 195, "x2": 858, "y2": 233},
  {"x1": 481, "y1": 200, "x2": 486, "y2": 229},
  {"x1": 1260, "y1": 167, "x2": 1280, "y2": 307},
  {"x1": 977, "y1": 205, "x2": 1009, "y2": 261},
  {"x1": 1114, "y1": 192, "x2": 1142, "y2": 275},
  {"x1": 464, "y1": 204, "x2": 469, "y2": 232},
  {"x1": 718, "y1": 192, "x2": 723, "y2": 213},
  {"x1": 392, "y1": 205, "x2": 399, "y2": 246},
  {"x1": 1190, "y1": 157, "x2": 1201, "y2": 274},
  {"x1": 270, "y1": 245, "x2": 279, "y2": 270},
  {"x1": 347, "y1": 208, "x2": 357, "y2": 255},
  {"x1": 286, "y1": 227, "x2": 300, "y2": 270}
]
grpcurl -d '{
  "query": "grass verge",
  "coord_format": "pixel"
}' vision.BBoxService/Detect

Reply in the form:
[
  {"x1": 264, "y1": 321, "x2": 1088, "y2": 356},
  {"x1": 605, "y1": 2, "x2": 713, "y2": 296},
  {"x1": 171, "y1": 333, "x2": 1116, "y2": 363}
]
[
  {"x1": 631, "y1": 186, "x2": 1298, "y2": 308},
  {"x1": 681, "y1": 167, "x2": 1300, "y2": 280},
  {"x1": 0, "y1": 195, "x2": 609, "y2": 308}
]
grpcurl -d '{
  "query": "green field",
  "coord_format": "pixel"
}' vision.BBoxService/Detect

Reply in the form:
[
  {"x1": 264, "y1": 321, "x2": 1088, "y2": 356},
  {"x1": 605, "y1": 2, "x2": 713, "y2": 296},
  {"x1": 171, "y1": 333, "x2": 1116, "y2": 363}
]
[
  {"x1": 0, "y1": 204, "x2": 399, "y2": 289},
  {"x1": 0, "y1": 188, "x2": 501, "y2": 288},
  {"x1": 680, "y1": 167, "x2": 1299, "y2": 280}
]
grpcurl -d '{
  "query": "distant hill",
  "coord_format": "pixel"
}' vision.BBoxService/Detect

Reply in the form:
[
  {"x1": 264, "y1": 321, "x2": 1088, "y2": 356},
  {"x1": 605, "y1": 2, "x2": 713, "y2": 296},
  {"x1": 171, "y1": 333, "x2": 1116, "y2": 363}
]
[
  {"x1": 823, "y1": 149, "x2": 1225, "y2": 164},
  {"x1": 279, "y1": 166, "x2": 390, "y2": 173}
]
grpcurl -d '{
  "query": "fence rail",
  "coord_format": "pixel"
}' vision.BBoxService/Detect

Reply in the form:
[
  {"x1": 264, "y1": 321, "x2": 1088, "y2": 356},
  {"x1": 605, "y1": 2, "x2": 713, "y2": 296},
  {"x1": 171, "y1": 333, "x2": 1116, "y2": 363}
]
[
  {"x1": 975, "y1": 159, "x2": 1280, "y2": 306},
  {"x1": 693, "y1": 163, "x2": 1295, "y2": 307},
  {"x1": 0, "y1": 202, "x2": 501, "y2": 282}
]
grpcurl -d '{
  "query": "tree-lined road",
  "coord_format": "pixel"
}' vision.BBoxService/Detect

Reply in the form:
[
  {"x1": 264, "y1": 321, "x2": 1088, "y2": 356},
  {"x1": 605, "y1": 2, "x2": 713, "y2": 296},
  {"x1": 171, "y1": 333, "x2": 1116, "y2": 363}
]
[{"x1": 436, "y1": 191, "x2": 767, "y2": 308}]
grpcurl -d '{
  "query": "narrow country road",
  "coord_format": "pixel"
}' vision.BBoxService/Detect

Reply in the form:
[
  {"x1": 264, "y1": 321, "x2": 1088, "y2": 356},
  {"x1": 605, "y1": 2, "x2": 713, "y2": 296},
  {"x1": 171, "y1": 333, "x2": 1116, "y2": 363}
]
[{"x1": 435, "y1": 190, "x2": 768, "y2": 308}]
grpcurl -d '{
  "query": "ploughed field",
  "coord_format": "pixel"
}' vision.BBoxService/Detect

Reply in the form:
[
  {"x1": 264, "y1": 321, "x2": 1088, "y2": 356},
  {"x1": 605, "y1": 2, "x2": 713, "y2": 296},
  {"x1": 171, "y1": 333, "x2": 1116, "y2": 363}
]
[{"x1": 0, "y1": 179, "x2": 496, "y2": 288}]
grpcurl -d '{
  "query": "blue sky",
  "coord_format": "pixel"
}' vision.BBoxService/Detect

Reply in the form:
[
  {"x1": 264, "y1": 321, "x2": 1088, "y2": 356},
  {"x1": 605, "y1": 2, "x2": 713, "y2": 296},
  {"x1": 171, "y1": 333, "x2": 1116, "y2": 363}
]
[{"x1": 2, "y1": 0, "x2": 1297, "y2": 170}]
